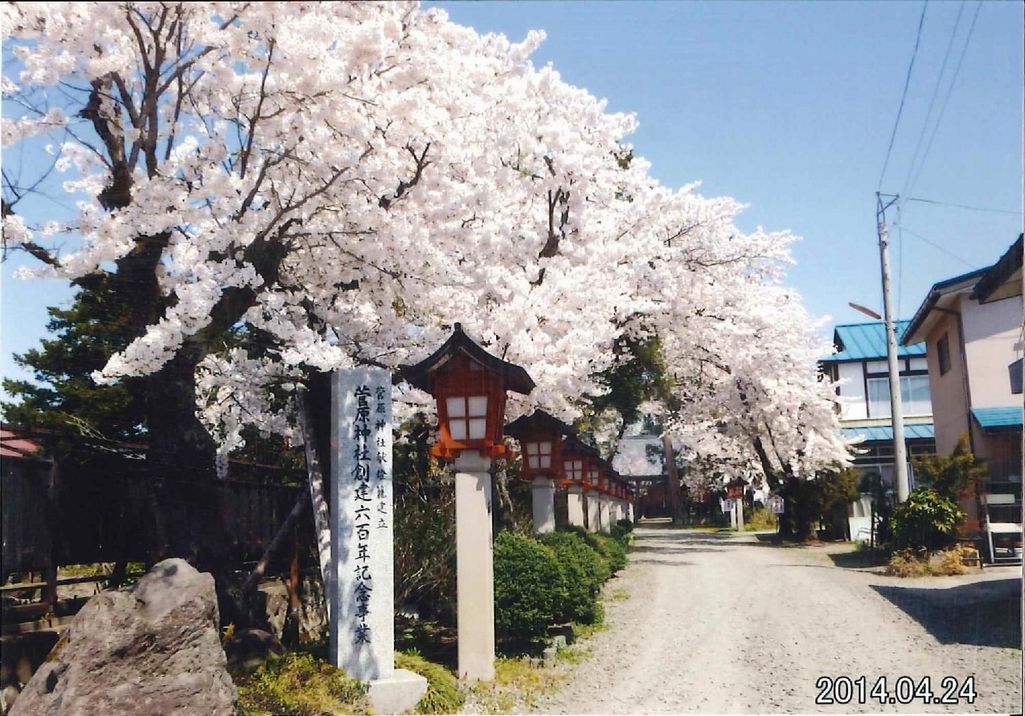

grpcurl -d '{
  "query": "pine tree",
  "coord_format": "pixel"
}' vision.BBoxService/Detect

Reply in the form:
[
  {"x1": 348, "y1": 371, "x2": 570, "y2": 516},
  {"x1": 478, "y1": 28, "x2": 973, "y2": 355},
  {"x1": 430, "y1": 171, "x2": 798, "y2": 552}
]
[{"x1": 2, "y1": 273, "x2": 145, "y2": 441}]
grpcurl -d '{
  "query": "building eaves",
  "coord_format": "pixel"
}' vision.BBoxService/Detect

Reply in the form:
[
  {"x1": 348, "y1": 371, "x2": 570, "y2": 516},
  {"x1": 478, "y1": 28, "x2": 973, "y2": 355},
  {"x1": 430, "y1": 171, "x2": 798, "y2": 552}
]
[
  {"x1": 901, "y1": 267, "x2": 991, "y2": 346},
  {"x1": 971, "y1": 234, "x2": 1023, "y2": 303}
]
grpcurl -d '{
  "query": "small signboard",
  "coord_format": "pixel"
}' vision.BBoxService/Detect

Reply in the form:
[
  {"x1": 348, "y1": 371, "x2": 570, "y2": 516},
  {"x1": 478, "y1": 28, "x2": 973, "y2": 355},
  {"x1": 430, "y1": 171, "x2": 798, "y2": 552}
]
[
  {"x1": 768, "y1": 495, "x2": 785, "y2": 514},
  {"x1": 722, "y1": 498, "x2": 736, "y2": 513}
]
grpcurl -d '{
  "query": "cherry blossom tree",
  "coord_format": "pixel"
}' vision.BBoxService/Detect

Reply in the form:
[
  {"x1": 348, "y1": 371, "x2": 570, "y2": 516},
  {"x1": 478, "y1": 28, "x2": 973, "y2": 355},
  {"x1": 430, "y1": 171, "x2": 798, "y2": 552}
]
[{"x1": 2, "y1": 2, "x2": 850, "y2": 564}]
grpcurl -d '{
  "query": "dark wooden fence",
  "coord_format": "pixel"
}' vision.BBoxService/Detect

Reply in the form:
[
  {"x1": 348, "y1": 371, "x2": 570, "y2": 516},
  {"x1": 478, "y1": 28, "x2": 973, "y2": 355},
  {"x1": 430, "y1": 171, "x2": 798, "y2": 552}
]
[{"x1": 2, "y1": 447, "x2": 303, "y2": 577}]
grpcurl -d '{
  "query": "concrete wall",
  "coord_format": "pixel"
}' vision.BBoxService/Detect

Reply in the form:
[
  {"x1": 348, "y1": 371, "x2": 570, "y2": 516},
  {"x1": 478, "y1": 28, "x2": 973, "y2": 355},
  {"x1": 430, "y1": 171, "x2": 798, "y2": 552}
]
[
  {"x1": 961, "y1": 294, "x2": 1023, "y2": 408},
  {"x1": 924, "y1": 309, "x2": 972, "y2": 455},
  {"x1": 923, "y1": 292, "x2": 1022, "y2": 475}
]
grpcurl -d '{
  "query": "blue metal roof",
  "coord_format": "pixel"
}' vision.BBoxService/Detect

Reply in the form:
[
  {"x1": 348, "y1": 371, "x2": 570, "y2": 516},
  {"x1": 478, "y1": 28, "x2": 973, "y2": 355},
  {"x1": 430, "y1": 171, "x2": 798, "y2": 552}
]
[
  {"x1": 823, "y1": 321, "x2": 926, "y2": 363},
  {"x1": 841, "y1": 423, "x2": 935, "y2": 442},
  {"x1": 971, "y1": 407, "x2": 1023, "y2": 431}
]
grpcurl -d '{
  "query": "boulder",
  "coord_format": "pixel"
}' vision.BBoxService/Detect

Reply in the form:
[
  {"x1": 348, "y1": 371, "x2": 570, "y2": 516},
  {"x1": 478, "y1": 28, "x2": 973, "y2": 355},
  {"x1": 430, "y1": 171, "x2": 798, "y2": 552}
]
[{"x1": 11, "y1": 559, "x2": 236, "y2": 716}]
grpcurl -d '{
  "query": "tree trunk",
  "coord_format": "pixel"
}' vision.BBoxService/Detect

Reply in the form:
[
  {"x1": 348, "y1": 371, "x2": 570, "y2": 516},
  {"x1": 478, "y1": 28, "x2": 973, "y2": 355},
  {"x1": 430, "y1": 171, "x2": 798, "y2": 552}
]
[
  {"x1": 662, "y1": 434, "x2": 683, "y2": 525},
  {"x1": 296, "y1": 387, "x2": 333, "y2": 622},
  {"x1": 143, "y1": 347, "x2": 240, "y2": 623}
]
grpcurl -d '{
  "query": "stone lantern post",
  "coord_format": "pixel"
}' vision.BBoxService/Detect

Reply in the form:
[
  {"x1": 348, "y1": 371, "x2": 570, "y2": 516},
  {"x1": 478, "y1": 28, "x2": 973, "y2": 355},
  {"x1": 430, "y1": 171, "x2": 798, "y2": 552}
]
[{"x1": 401, "y1": 324, "x2": 534, "y2": 681}]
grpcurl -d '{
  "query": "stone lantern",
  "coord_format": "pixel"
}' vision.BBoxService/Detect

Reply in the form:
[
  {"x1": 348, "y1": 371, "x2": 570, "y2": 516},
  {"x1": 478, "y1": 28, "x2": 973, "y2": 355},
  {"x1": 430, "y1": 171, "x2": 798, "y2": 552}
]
[
  {"x1": 561, "y1": 437, "x2": 599, "y2": 531},
  {"x1": 505, "y1": 410, "x2": 574, "y2": 534},
  {"x1": 402, "y1": 324, "x2": 534, "y2": 681}
]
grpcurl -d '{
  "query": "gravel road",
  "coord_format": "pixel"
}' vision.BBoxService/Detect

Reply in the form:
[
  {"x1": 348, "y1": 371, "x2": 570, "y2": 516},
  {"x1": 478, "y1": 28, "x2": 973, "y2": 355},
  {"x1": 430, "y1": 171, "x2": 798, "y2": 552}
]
[{"x1": 532, "y1": 524, "x2": 1022, "y2": 714}]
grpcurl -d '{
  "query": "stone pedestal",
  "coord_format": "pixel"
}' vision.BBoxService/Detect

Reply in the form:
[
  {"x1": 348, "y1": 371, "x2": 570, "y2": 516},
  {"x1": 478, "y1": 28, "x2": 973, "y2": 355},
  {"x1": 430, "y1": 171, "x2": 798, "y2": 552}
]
[
  {"x1": 566, "y1": 485, "x2": 586, "y2": 528},
  {"x1": 598, "y1": 495, "x2": 611, "y2": 533},
  {"x1": 585, "y1": 490, "x2": 601, "y2": 533},
  {"x1": 454, "y1": 451, "x2": 495, "y2": 681},
  {"x1": 367, "y1": 669, "x2": 428, "y2": 715},
  {"x1": 531, "y1": 476, "x2": 556, "y2": 533}
]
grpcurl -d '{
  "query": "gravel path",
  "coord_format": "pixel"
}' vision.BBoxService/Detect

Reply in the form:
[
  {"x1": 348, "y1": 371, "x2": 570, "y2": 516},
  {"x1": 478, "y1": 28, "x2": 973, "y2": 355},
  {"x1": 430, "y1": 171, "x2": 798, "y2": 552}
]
[{"x1": 532, "y1": 524, "x2": 1022, "y2": 714}]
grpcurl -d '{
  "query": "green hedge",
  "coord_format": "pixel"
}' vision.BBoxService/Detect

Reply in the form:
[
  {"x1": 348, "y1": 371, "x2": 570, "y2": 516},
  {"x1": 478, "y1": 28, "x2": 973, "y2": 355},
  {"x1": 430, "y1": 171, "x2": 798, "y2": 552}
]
[
  {"x1": 538, "y1": 531, "x2": 608, "y2": 625},
  {"x1": 493, "y1": 531, "x2": 563, "y2": 644},
  {"x1": 395, "y1": 651, "x2": 464, "y2": 714}
]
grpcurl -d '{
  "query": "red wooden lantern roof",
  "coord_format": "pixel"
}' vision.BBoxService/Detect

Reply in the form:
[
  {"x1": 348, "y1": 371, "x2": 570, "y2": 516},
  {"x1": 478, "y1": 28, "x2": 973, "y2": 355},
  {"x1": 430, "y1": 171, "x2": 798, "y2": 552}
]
[
  {"x1": 401, "y1": 323, "x2": 535, "y2": 396},
  {"x1": 400, "y1": 323, "x2": 534, "y2": 459}
]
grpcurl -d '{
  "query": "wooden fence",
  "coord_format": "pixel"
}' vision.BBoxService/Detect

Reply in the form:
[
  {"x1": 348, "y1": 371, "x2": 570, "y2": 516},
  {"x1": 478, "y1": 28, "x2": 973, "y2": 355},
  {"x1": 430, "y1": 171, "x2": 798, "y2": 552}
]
[{"x1": 2, "y1": 448, "x2": 303, "y2": 577}]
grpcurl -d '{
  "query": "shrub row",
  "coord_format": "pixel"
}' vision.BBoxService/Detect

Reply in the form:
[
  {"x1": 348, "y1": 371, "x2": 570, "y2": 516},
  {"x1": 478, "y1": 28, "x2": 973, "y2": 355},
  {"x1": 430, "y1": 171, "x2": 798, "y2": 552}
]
[{"x1": 493, "y1": 525, "x2": 631, "y2": 647}]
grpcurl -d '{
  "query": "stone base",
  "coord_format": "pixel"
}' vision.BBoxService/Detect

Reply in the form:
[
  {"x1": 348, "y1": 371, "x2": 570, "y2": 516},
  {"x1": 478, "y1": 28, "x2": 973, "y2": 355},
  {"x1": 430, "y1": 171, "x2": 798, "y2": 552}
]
[{"x1": 367, "y1": 669, "x2": 428, "y2": 715}]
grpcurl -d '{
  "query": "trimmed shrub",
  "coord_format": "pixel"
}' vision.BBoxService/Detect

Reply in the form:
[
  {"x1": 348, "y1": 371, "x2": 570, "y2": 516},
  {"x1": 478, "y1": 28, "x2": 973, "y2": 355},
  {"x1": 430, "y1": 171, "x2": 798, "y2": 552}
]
[
  {"x1": 744, "y1": 506, "x2": 778, "y2": 532},
  {"x1": 395, "y1": 651, "x2": 465, "y2": 714},
  {"x1": 560, "y1": 525, "x2": 628, "y2": 572},
  {"x1": 615, "y1": 518, "x2": 634, "y2": 533},
  {"x1": 587, "y1": 532, "x2": 628, "y2": 572},
  {"x1": 493, "y1": 531, "x2": 564, "y2": 644},
  {"x1": 538, "y1": 531, "x2": 608, "y2": 625},
  {"x1": 234, "y1": 652, "x2": 368, "y2": 716},
  {"x1": 888, "y1": 488, "x2": 964, "y2": 552},
  {"x1": 609, "y1": 522, "x2": 633, "y2": 543}
]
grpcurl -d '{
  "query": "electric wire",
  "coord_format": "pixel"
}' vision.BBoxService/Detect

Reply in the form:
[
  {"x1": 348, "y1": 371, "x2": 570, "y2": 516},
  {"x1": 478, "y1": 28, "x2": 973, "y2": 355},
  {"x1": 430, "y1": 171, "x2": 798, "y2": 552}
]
[
  {"x1": 903, "y1": 196, "x2": 1022, "y2": 215},
  {"x1": 878, "y1": 1, "x2": 929, "y2": 190},
  {"x1": 898, "y1": 1, "x2": 966, "y2": 201},
  {"x1": 903, "y1": 0, "x2": 983, "y2": 198},
  {"x1": 891, "y1": 223, "x2": 979, "y2": 269}
]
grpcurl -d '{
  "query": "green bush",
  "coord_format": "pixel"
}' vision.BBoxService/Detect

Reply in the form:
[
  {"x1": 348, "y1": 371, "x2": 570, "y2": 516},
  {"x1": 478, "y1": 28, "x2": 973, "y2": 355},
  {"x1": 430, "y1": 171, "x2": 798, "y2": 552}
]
[
  {"x1": 609, "y1": 521, "x2": 634, "y2": 542},
  {"x1": 587, "y1": 532, "x2": 628, "y2": 572},
  {"x1": 493, "y1": 531, "x2": 563, "y2": 644},
  {"x1": 888, "y1": 488, "x2": 964, "y2": 552},
  {"x1": 615, "y1": 518, "x2": 634, "y2": 533},
  {"x1": 234, "y1": 652, "x2": 368, "y2": 716},
  {"x1": 559, "y1": 525, "x2": 628, "y2": 572},
  {"x1": 395, "y1": 651, "x2": 465, "y2": 714},
  {"x1": 744, "y1": 507, "x2": 777, "y2": 532},
  {"x1": 538, "y1": 531, "x2": 608, "y2": 625}
]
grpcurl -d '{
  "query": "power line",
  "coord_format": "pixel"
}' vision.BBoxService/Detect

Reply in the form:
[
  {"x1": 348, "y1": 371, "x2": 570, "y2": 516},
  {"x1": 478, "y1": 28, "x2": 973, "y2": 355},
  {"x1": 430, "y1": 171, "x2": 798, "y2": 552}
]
[
  {"x1": 903, "y1": 0, "x2": 983, "y2": 197},
  {"x1": 903, "y1": 196, "x2": 1022, "y2": 215},
  {"x1": 891, "y1": 222, "x2": 979, "y2": 269},
  {"x1": 878, "y1": 1, "x2": 929, "y2": 190},
  {"x1": 899, "y1": 1, "x2": 966, "y2": 199}
]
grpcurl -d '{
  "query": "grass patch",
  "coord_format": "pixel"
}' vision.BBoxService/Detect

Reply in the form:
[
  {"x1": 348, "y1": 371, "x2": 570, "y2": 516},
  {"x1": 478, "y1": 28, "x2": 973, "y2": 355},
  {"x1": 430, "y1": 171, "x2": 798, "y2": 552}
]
[
  {"x1": 555, "y1": 644, "x2": 591, "y2": 665},
  {"x1": 572, "y1": 620, "x2": 608, "y2": 639},
  {"x1": 886, "y1": 547, "x2": 970, "y2": 577},
  {"x1": 467, "y1": 656, "x2": 565, "y2": 714},
  {"x1": 395, "y1": 650, "x2": 464, "y2": 714},
  {"x1": 609, "y1": 588, "x2": 629, "y2": 601},
  {"x1": 232, "y1": 652, "x2": 368, "y2": 716}
]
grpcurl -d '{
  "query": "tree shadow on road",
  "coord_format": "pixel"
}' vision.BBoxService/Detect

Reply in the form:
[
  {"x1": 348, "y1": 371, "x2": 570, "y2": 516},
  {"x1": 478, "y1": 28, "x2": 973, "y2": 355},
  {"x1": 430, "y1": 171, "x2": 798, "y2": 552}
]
[
  {"x1": 629, "y1": 557, "x2": 697, "y2": 567},
  {"x1": 870, "y1": 579, "x2": 1022, "y2": 649},
  {"x1": 630, "y1": 544, "x2": 728, "y2": 554}
]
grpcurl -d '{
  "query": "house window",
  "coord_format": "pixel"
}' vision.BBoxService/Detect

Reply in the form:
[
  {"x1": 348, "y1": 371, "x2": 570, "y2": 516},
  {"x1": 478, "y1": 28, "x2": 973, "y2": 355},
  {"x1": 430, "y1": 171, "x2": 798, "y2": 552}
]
[
  {"x1": 937, "y1": 334, "x2": 951, "y2": 375},
  {"x1": 866, "y1": 375, "x2": 932, "y2": 417}
]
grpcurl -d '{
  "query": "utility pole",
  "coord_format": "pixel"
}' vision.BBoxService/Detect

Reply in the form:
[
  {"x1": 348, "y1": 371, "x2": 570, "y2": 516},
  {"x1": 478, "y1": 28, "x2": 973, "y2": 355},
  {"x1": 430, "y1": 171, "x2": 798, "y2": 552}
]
[{"x1": 876, "y1": 192, "x2": 910, "y2": 503}]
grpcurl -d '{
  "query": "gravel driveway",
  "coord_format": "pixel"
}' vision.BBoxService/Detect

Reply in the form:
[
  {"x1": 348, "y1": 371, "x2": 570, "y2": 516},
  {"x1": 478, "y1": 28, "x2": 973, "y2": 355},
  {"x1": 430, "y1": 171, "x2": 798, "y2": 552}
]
[{"x1": 532, "y1": 524, "x2": 1022, "y2": 714}]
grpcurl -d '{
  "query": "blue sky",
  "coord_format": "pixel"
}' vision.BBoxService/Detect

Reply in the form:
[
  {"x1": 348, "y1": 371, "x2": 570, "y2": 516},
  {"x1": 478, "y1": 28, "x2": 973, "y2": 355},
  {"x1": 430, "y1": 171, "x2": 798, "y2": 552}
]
[{"x1": 2, "y1": 1, "x2": 1022, "y2": 389}]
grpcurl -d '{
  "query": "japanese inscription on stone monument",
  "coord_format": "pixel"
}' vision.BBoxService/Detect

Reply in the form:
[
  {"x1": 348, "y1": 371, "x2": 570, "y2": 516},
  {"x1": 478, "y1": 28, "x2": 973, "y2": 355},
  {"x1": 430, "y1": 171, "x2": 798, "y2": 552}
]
[{"x1": 330, "y1": 369, "x2": 394, "y2": 681}]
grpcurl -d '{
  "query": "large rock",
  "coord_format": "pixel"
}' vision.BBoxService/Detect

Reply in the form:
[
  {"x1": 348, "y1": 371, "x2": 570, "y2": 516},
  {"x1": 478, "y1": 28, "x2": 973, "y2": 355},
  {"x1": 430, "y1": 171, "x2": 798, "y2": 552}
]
[{"x1": 12, "y1": 559, "x2": 236, "y2": 716}]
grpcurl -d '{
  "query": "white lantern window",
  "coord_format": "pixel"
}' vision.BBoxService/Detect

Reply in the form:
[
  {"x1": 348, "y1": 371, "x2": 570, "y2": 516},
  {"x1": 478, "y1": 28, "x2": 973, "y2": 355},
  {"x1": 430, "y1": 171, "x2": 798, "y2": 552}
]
[
  {"x1": 526, "y1": 440, "x2": 553, "y2": 469},
  {"x1": 446, "y1": 395, "x2": 488, "y2": 442}
]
